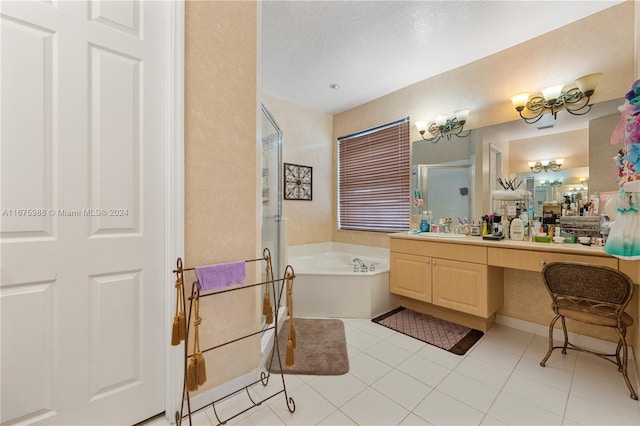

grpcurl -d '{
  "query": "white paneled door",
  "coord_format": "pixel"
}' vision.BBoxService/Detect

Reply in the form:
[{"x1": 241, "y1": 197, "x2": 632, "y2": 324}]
[{"x1": 1, "y1": 1, "x2": 169, "y2": 424}]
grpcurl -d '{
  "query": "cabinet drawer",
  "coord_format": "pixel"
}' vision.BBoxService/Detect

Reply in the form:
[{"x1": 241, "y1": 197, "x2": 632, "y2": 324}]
[
  {"x1": 487, "y1": 247, "x2": 618, "y2": 272},
  {"x1": 390, "y1": 238, "x2": 486, "y2": 264}
]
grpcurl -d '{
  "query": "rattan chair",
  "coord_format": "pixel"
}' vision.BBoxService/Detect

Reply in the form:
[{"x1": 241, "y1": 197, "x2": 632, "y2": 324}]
[{"x1": 540, "y1": 261, "x2": 637, "y2": 400}]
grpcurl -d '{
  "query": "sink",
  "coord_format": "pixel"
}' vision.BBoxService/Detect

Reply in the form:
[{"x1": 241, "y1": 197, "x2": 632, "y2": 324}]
[{"x1": 417, "y1": 233, "x2": 466, "y2": 238}]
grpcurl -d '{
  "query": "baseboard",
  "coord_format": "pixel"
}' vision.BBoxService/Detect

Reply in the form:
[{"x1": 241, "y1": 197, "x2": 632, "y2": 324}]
[{"x1": 495, "y1": 314, "x2": 637, "y2": 363}]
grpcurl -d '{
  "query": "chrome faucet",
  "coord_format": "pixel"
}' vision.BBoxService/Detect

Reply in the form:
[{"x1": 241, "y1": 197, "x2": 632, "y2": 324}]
[{"x1": 352, "y1": 257, "x2": 367, "y2": 272}]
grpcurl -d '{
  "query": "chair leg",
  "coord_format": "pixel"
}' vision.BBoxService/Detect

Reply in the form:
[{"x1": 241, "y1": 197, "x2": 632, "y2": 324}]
[
  {"x1": 615, "y1": 329, "x2": 624, "y2": 372},
  {"x1": 540, "y1": 314, "x2": 561, "y2": 367},
  {"x1": 615, "y1": 326, "x2": 638, "y2": 400},
  {"x1": 560, "y1": 316, "x2": 569, "y2": 354}
]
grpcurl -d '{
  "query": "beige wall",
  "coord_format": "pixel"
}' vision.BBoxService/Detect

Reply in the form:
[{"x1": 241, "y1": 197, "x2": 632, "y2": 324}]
[
  {"x1": 185, "y1": 1, "x2": 260, "y2": 390},
  {"x1": 332, "y1": 2, "x2": 635, "y2": 248},
  {"x1": 262, "y1": 95, "x2": 334, "y2": 247}
]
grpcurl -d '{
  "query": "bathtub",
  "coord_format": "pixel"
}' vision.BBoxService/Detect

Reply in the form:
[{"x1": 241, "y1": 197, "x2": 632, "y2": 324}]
[{"x1": 287, "y1": 242, "x2": 398, "y2": 318}]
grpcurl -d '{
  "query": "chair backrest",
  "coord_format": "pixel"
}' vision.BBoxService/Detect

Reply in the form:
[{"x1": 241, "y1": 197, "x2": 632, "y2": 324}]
[{"x1": 542, "y1": 262, "x2": 634, "y2": 309}]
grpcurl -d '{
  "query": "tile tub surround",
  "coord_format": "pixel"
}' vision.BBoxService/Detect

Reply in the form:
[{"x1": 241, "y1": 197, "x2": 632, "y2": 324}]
[{"x1": 287, "y1": 242, "x2": 398, "y2": 318}]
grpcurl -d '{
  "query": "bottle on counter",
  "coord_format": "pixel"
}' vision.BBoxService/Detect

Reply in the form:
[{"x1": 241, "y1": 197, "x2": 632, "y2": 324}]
[
  {"x1": 520, "y1": 212, "x2": 529, "y2": 237},
  {"x1": 501, "y1": 216, "x2": 510, "y2": 239},
  {"x1": 510, "y1": 217, "x2": 524, "y2": 241},
  {"x1": 419, "y1": 211, "x2": 430, "y2": 232}
]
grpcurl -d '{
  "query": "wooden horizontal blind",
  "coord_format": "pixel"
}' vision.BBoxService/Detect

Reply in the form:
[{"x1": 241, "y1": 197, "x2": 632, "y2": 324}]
[{"x1": 338, "y1": 118, "x2": 410, "y2": 232}]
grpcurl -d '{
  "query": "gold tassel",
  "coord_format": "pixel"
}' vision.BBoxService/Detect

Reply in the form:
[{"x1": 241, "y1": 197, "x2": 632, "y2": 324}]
[
  {"x1": 177, "y1": 311, "x2": 186, "y2": 341},
  {"x1": 289, "y1": 319, "x2": 296, "y2": 349},
  {"x1": 263, "y1": 260, "x2": 274, "y2": 324},
  {"x1": 187, "y1": 294, "x2": 206, "y2": 391},
  {"x1": 186, "y1": 355, "x2": 199, "y2": 391},
  {"x1": 171, "y1": 316, "x2": 181, "y2": 346},
  {"x1": 262, "y1": 289, "x2": 273, "y2": 324},
  {"x1": 195, "y1": 352, "x2": 206, "y2": 386},
  {"x1": 286, "y1": 272, "x2": 294, "y2": 318},
  {"x1": 285, "y1": 339, "x2": 294, "y2": 366},
  {"x1": 262, "y1": 289, "x2": 271, "y2": 315},
  {"x1": 171, "y1": 275, "x2": 185, "y2": 346},
  {"x1": 285, "y1": 270, "x2": 296, "y2": 360}
]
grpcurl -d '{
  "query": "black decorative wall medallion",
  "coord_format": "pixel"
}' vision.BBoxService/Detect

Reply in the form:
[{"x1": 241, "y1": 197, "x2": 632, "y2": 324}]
[{"x1": 284, "y1": 163, "x2": 312, "y2": 201}]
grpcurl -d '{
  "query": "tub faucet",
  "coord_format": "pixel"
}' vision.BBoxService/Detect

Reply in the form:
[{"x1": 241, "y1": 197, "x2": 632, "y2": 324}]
[{"x1": 352, "y1": 257, "x2": 367, "y2": 272}]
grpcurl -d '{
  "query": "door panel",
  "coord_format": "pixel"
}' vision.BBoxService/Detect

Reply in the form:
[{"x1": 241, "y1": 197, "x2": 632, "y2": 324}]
[{"x1": 1, "y1": 1, "x2": 167, "y2": 424}]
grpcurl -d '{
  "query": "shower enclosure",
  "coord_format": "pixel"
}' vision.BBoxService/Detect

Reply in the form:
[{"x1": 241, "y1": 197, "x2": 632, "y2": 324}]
[{"x1": 261, "y1": 104, "x2": 284, "y2": 308}]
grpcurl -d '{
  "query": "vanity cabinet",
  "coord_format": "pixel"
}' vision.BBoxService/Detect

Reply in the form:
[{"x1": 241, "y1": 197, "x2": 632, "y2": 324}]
[
  {"x1": 389, "y1": 238, "x2": 503, "y2": 319},
  {"x1": 389, "y1": 233, "x2": 634, "y2": 333}
]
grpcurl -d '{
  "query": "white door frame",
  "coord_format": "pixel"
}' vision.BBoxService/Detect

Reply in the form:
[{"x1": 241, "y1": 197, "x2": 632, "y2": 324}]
[{"x1": 163, "y1": 1, "x2": 186, "y2": 422}]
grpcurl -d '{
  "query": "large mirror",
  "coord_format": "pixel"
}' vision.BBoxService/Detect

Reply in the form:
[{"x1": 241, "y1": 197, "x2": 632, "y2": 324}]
[{"x1": 411, "y1": 98, "x2": 624, "y2": 224}]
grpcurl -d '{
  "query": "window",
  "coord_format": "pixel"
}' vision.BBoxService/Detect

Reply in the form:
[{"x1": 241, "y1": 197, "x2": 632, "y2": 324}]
[{"x1": 338, "y1": 118, "x2": 410, "y2": 232}]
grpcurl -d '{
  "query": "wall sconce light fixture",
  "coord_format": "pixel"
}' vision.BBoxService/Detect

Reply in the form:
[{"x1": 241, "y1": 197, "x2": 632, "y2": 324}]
[
  {"x1": 415, "y1": 109, "x2": 471, "y2": 143},
  {"x1": 529, "y1": 159, "x2": 563, "y2": 173},
  {"x1": 511, "y1": 73, "x2": 602, "y2": 124}
]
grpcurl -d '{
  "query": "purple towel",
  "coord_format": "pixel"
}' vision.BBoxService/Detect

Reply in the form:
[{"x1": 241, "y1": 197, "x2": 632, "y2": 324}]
[{"x1": 195, "y1": 261, "x2": 246, "y2": 291}]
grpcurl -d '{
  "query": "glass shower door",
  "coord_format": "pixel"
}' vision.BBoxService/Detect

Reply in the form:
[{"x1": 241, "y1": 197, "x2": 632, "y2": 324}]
[{"x1": 261, "y1": 104, "x2": 283, "y2": 311}]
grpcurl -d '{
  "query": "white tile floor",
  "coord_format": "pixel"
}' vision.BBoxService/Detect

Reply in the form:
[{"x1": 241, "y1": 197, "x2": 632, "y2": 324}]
[{"x1": 148, "y1": 319, "x2": 640, "y2": 426}]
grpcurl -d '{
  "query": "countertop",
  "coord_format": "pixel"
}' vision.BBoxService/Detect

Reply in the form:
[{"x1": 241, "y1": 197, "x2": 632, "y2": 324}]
[{"x1": 388, "y1": 232, "x2": 612, "y2": 257}]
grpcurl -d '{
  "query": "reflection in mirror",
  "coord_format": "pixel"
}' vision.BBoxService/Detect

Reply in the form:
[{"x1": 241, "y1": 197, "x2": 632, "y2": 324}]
[
  {"x1": 516, "y1": 166, "x2": 589, "y2": 218},
  {"x1": 411, "y1": 132, "x2": 476, "y2": 227},
  {"x1": 412, "y1": 161, "x2": 474, "y2": 228}
]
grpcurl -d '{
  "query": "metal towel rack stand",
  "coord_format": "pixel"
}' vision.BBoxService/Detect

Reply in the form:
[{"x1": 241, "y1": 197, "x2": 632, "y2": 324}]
[{"x1": 171, "y1": 248, "x2": 296, "y2": 425}]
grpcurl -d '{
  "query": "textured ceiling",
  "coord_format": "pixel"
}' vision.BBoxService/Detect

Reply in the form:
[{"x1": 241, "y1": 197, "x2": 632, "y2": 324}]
[{"x1": 262, "y1": 0, "x2": 624, "y2": 116}]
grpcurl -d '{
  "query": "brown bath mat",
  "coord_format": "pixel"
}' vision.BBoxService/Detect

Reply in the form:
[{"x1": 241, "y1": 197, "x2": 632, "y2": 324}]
[
  {"x1": 269, "y1": 318, "x2": 349, "y2": 375},
  {"x1": 372, "y1": 307, "x2": 483, "y2": 355}
]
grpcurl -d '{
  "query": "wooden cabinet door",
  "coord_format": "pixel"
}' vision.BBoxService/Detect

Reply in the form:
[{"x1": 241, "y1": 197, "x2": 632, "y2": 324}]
[
  {"x1": 390, "y1": 252, "x2": 432, "y2": 302},
  {"x1": 432, "y1": 258, "x2": 488, "y2": 316}
]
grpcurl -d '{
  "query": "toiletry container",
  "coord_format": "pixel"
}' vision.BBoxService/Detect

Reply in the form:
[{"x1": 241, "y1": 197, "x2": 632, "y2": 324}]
[
  {"x1": 470, "y1": 220, "x2": 481, "y2": 236},
  {"x1": 501, "y1": 216, "x2": 510, "y2": 239},
  {"x1": 520, "y1": 212, "x2": 529, "y2": 237},
  {"x1": 420, "y1": 211, "x2": 430, "y2": 232},
  {"x1": 510, "y1": 217, "x2": 524, "y2": 241}
]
